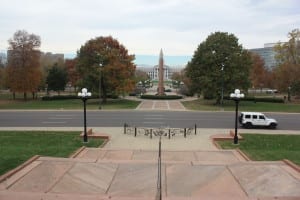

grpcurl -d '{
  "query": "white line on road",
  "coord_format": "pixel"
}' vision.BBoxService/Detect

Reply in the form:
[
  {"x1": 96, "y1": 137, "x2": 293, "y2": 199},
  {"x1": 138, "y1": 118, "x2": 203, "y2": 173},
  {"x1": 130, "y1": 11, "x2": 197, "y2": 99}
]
[
  {"x1": 42, "y1": 122, "x2": 66, "y2": 124},
  {"x1": 143, "y1": 121, "x2": 164, "y2": 124},
  {"x1": 144, "y1": 118, "x2": 165, "y2": 120},
  {"x1": 144, "y1": 114, "x2": 164, "y2": 117},
  {"x1": 49, "y1": 117, "x2": 72, "y2": 120},
  {"x1": 54, "y1": 115, "x2": 75, "y2": 117}
]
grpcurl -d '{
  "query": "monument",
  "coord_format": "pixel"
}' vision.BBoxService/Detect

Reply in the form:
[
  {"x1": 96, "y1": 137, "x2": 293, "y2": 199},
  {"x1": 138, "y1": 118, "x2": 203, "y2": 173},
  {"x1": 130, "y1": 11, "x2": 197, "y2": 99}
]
[{"x1": 157, "y1": 49, "x2": 164, "y2": 95}]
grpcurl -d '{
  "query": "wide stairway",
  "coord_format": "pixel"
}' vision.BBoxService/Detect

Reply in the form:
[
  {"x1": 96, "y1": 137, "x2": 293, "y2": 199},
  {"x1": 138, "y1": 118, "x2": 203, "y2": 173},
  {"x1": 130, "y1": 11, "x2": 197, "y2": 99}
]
[{"x1": 1, "y1": 147, "x2": 299, "y2": 200}]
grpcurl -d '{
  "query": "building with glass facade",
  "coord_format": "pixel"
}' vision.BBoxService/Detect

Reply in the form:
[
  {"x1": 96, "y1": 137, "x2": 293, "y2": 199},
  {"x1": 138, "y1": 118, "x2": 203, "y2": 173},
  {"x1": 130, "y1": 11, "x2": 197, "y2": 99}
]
[{"x1": 249, "y1": 43, "x2": 277, "y2": 70}]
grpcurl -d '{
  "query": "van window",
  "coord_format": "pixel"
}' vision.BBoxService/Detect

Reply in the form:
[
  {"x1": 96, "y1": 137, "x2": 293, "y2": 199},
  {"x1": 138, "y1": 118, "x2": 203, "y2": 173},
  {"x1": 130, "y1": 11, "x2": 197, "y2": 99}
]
[
  {"x1": 253, "y1": 115, "x2": 258, "y2": 119},
  {"x1": 245, "y1": 115, "x2": 251, "y2": 119},
  {"x1": 259, "y1": 115, "x2": 265, "y2": 120}
]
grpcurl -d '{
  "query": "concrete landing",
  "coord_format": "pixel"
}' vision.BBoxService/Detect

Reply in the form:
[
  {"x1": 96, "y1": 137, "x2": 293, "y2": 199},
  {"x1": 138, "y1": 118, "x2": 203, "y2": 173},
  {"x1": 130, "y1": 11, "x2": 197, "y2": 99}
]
[{"x1": 1, "y1": 150, "x2": 299, "y2": 200}]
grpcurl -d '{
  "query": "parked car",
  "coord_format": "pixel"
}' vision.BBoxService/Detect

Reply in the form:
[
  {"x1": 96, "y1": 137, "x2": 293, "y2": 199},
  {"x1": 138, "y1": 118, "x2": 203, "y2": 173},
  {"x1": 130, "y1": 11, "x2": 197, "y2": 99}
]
[{"x1": 239, "y1": 112, "x2": 278, "y2": 129}]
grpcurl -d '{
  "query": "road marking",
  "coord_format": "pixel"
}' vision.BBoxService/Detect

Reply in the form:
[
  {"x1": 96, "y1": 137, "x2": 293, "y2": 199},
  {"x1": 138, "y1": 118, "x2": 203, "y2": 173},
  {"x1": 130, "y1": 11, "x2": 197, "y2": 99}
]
[
  {"x1": 143, "y1": 121, "x2": 164, "y2": 124},
  {"x1": 54, "y1": 115, "x2": 75, "y2": 117},
  {"x1": 48, "y1": 117, "x2": 72, "y2": 120},
  {"x1": 144, "y1": 118, "x2": 165, "y2": 120},
  {"x1": 144, "y1": 114, "x2": 164, "y2": 117},
  {"x1": 42, "y1": 121, "x2": 66, "y2": 124}
]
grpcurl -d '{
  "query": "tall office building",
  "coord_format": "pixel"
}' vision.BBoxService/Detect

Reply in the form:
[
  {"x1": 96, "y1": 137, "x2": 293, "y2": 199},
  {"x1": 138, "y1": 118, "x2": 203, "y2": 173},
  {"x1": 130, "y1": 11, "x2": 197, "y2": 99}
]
[
  {"x1": 0, "y1": 52, "x2": 6, "y2": 66},
  {"x1": 249, "y1": 43, "x2": 278, "y2": 70}
]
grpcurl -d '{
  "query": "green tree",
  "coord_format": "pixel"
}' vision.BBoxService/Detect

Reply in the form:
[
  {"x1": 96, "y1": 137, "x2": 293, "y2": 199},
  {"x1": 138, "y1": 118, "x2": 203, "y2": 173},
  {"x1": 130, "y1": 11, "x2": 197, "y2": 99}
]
[
  {"x1": 46, "y1": 64, "x2": 68, "y2": 94},
  {"x1": 186, "y1": 32, "x2": 251, "y2": 101},
  {"x1": 274, "y1": 29, "x2": 300, "y2": 65},
  {"x1": 291, "y1": 80, "x2": 300, "y2": 97},
  {"x1": 76, "y1": 36, "x2": 136, "y2": 102},
  {"x1": 6, "y1": 30, "x2": 42, "y2": 100},
  {"x1": 0, "y1": 55, "x2": 5, "y2": 89},
  {"x1": 273, "y1": 29, "x2": 300, "y2": 93},
  {"x1": 0, "y1": 66, "x2": 5, "y2": 89},
  {"x1": 135, "y1": 69, "x2": 149, "y2": 84}
]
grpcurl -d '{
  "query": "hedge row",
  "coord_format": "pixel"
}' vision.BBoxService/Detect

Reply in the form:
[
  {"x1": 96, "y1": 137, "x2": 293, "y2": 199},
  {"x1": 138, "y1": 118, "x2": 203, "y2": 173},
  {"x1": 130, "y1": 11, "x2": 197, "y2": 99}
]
[
  {"x1": 42, "y1": 95, "x2": 79, "y2": 100},
  {"x1": 223, "y1": 96, "x2": 284, "y2": 103},
  {"x1": 42, "y1": 94, "x2": 119, "y2": 101},
  {"x1": 141, "y1": 95, "x2": 182, "y2": 100}
]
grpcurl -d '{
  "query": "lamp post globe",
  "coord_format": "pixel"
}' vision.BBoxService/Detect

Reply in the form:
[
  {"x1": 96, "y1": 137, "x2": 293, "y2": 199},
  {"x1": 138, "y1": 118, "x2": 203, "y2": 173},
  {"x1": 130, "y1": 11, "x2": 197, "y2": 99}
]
[
  {"x1": 230, "y1": 89, "x2": 244, "y2": 144},
  {"x1": 78, "y1": 88, "x2": 92, "y2": 143}
]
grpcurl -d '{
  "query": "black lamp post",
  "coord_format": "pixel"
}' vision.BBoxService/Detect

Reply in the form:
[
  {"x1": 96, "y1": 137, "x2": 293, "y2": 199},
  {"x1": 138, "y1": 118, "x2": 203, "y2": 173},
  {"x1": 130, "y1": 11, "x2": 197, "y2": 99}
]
[
  {"x1": 230, "y1": 89, "x2": 244, "y2": 144},
  {"x1": 221, "y1": 64, "x2": 224, "y2": 107},
  {"x1": 78, "y1": 88, "x2": 92, "y2": 143}
]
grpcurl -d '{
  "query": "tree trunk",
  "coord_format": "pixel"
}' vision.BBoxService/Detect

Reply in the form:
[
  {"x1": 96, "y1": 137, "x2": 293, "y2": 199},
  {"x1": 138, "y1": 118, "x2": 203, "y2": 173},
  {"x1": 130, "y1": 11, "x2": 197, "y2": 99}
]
[
  {"x1": 32, "y1": 92, "x2": 35, "y2": 99},
  {"x1": 13, "y1": 92, "x2": 15, "y2": 100},
  {"x1": 24, "y1": 92, "x2": 27, "y2": 100}
]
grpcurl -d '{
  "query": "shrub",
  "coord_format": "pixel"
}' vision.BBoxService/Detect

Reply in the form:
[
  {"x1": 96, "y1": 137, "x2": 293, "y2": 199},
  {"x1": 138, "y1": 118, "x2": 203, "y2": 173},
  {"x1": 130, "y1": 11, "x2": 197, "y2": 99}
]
[
  {"x1": 42, "y1": 94, "x2": 119, "y2": 101},
  {"x1": 42, "y1": 95, "x2": 79, "y2": 100},
  {"x1": 223, "y1": 96, "x2": 284, "y2": 103}
]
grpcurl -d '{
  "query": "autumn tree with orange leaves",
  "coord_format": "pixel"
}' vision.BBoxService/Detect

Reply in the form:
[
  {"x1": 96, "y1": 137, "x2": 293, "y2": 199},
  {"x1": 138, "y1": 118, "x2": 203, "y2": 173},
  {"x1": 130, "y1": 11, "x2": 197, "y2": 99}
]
[
  {"x1": 249, "y1": 52, "x2": 273, "y2": 89},
  {"x1": 76, "y1": 36, "x2": 136, "y2": 103},
  {"x1": 6, "y1": 30, "x2": 42, "y2": 100}
]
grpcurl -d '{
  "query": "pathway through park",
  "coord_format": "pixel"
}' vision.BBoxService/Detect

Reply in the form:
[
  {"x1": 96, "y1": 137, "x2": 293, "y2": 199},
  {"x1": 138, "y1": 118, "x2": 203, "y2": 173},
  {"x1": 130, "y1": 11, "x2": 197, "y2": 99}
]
[{"x1": 136, "y1": 100, "x2": 186, "y2": 110}]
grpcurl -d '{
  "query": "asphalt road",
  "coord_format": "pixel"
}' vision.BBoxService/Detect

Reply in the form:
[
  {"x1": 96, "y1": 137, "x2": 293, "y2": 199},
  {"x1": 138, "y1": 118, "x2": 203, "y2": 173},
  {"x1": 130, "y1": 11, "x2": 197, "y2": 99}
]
[{"x1": 0, "y1": 110, "x2": 299, "y2": 130}]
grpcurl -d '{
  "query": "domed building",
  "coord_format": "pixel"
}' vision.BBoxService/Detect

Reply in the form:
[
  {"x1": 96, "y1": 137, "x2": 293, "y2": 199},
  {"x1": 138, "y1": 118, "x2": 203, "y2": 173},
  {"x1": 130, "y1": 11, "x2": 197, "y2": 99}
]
[{"x1": 137, "y1": 50, "x2": 184, "y2": 81}]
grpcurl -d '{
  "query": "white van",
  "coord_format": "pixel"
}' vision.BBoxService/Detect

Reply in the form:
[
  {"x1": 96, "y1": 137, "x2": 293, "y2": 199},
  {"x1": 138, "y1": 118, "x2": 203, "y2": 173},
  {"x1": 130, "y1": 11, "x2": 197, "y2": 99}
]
[{"x1": 239, "y1": 112, "x2": 278, "y2": 129}]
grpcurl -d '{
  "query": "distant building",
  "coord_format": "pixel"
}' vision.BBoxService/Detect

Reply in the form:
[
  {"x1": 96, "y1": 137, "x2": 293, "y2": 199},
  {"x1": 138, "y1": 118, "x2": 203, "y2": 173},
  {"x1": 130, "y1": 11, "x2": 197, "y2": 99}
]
[
  {"x1": 249, "y1": 43, "x2": 278, "y2": 70},
  {"x1": 40, "y1": 52, "x2": 64, "y2": 67},
  {"x1": 137, "y1": 50, "x2": 184, "y2": 80},
  {"x1": 0, "y1": 52, "x2": 6, "y2": 66},
  {"x1": 137, "y1": 65, "x2": 183, "y2": 81}
]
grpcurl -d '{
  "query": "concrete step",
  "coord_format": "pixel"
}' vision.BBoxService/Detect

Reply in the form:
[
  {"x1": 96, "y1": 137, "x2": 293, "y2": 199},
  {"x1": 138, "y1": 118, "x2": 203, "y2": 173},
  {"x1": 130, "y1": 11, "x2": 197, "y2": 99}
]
[
  {"x1": 1, "y1": 152, "x2": 299, "y2": 200},
  {"x1": 74, "y1": 148, "x2": 248, "y2": 164}
]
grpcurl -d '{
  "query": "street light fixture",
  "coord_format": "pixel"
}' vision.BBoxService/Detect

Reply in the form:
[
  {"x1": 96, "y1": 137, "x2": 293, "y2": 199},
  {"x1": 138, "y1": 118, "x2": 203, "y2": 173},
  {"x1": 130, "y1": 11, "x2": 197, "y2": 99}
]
[
  {"x1": 220, "y1": 56, "x2": 228, "y2": 108},
  {"x1": 221, "y1": 64, "x2": 224, "y2": 107},
  {"x1": 230, "y1": 89, "x2": 244, "y2": 144},
  {"x1": 99, "y1": 63, "x2": 103, "y2": 109},
  {"x1": 78, "y1": 88, "x2": 92, "y2": 143}
]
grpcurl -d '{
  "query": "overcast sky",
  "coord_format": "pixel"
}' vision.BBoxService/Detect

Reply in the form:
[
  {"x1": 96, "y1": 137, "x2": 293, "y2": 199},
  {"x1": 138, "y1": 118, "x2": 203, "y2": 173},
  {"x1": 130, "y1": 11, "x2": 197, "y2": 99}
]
[{"x1": 0, "y1": 0, "x2": 299, "y2": 56}]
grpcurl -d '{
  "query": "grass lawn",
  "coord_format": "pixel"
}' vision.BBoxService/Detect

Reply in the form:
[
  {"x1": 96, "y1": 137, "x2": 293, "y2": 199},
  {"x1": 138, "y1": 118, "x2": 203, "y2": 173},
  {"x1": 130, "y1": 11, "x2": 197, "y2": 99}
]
[
  {"x1": 0, "y1": 98, "x2": 140, "y2": 110},
  {"x1": 217, "y1": 134, "x2": 300, "y2": 165},
  {"x1": 0, "y1": 131, "x2": 104, "y2": 175},
  {"x1": 182, "y1": 99, "x2": 300, "y2": 113}
]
